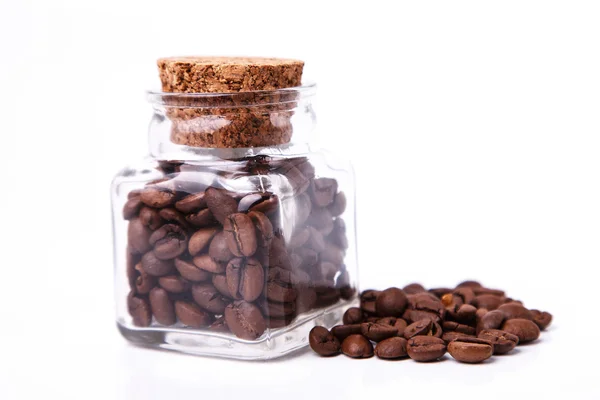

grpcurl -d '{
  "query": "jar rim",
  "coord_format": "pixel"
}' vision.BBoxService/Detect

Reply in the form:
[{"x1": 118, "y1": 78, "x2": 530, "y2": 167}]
[{"x1": 147, "y1": 82, "x2": 316, "y2": 109}]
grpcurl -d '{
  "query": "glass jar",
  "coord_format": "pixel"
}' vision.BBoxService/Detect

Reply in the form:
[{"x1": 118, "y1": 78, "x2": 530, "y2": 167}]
[{"x1": 111, "y1": 83, "x2": 358, "y2": 359}]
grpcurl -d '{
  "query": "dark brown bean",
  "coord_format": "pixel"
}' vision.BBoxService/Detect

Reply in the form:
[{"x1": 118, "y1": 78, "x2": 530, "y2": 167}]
[
  {"x1": 498, "y1": 303, "x2": 533, "y2": 321},
  {"x1": 361, "y1": 322, "x2": 398, "y2": 342},
  {"x1": 474, "y1": 294, "x2": 504, "y2": 310},
  {"x1": 123, "y1": 197, "x2": 142, "y2": 220},
  {"x1": 403, "y1": 283, "x2": 427, "y2": 294},
  {"x1": 502, "y1": 319, "x2": 540, "y2": 343},
  {"x1": 175, "y1": 301, "x2": 212, "y2": 328},
  {"x1": 530, "y1": 309, "x2": 553, "y2": 330},
  {"x1": 309, "y1": 326, "x2": 341, "y2": 356},
  {"x1": 478, "y1": 329, "x2": 519, "y2": 355},
  {"x1": 407, "y1": 336, "x2": 447, "y2": 362},
  {"x1": 442, "y1": 331, "x2": 475, "y2": 343},
  {"x1": 158, "y1": 275, "x2": 190, "y2": 293},
  {"x1": 188, "y1": 227, "x2": 218, "y2": 256},
  {"x1": 377, "y1": 317, "x2": 408, "y2": 337},
  {"x1": 456, "y1": 280, "x2": 482, "y2": 289},
  {"x1": 311, "y1": 178, "x2": 338, "y2": 208},
  {"x1": 128, "y1": 294, "x2": 152, "y2": 327},
  {"x1": 139, "y1": 207, "x2": 162, "y2": 230},
  {"x1": 208, "y1": 316, "x2": 229, "y2": 333},
  {"x1": 205, "y1": 188, "x2": 238, "y2": 224},
  {"x1": 375, "y1": 287, "x2": 408, "y2": 317},
  {"x1": 208, "y1": 231, "x2": 234, "y2": 262},
  {"x1": 191, "y1": 283, "x2": 227, "y2": 314},
  {"x1": 141, "y1": 252, "x2": 174, "y2": 277},
  {"x1": 140, "y1": 187, "x2": 176, "y2": 208},
  {"x1": 341, "y1": 334, "x2": 374, "y2": 358},
  {"x1": 226, "y1": 258, "x2": 264, "y2": 302},
  {"x1": 476, "y1": 309, "x2": 505, "y2": 334},
  {"x1": 192, "y1": 254, "x2": 225, "y2": 274},
  {"x1": 442, "y1": 321, "x2": 476, "y2": 335},
  {"x1": 212, "y1": 274, "x2": 233, "y2": 298},
  {"x1": 149, "y1": 287, "x2": 175, "y2": 325},
  {"x1": 343, "y1": 307, "x2": 364, "y2": 325},
  {"x1": 224, "y1": 301, "x2": 266, "y2": 340},
  {"x1": 175, "y1": 192, "x2": 206, "y2": 213},
  {"x1": 174, "y1": 257, "x2": 211, "y2": 282},
  {"x1": 158, "y1": 208, "x2": 189, "y2": 229},
  {"x1": 186, "y1": 208, "x2": 217, "y2": 227},
  {"x1": 223, "y1": 213, "x2": 258, "y2": 257},
  {"x1": 375, "y1": 337, "x2": 408, "y2": 360},
  {"x1": 447, "y1": 337, "x2": 494, "y2": 363},
  {"x1": 331, "y1": 324, "x2": 363, "y2": 342},
  {"x1": 134, "y1": 262, "x2": 156, "y2": 294},
  {"x1": 248, "y1": 211, "x2": 274, "y2": 248},
  {"x1": 149, "y1": 224, "x2": 188, "y2": 260},
  {"x1": 127, "y1": 218, "x2": 153, "y2": 254},
  {"x1": 328, "y1": 191, "x2": 347, "y2": 217}
]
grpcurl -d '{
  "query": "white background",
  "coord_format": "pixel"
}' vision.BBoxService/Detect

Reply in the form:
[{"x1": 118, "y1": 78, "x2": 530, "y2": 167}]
[{"x1": 1, "y1": 0, "x2": 599, "y2": 398}]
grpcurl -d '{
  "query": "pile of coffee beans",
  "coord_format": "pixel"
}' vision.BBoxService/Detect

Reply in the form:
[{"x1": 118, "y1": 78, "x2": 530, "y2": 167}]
[
  {"x1": 309, "y1": 281, "x2": 552, "y2": 363},
  {"x1": 124, "y1": 156, "x2": 355, "y2": 340}
]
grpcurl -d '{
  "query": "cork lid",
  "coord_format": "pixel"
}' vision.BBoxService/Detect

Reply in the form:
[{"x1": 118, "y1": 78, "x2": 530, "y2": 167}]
[{"x1": 158, "y1": 56, "x2": 304, "y2": 93}]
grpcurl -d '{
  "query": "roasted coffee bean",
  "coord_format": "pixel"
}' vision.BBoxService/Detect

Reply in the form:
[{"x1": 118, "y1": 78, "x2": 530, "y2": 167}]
[
  {"x1": 149, "y1": 224, "x2": 188, "y2": 260},
  {"x1": 407, "y1": 336, "x2": 447, "y2": 362},
  {"x1": 226, "y1": 258, "x2": 264, "y2": 302},
  {"x1": 263, "y1": 300, "x2": 295, "y2": 317},
  {"x1": 248, "y1": 211, "x2": 274, "y2": 248},
  {"x1": 402, "y1": 309, "x2": 442, "y2": 324},
  {"x1": 123, "y1": 197, "x2": 142, "y2": 220},
  {"x1": 140, "y1": 187, "x2": 176, "y2": 208},
  {"x1": 456, "y1": 280, "x2": 482, "y2": 289},
  {"x1": 188, "y1": 227, "x2": 218, "y2": 256},
  {"x1": 296, "y1": 287, "x2": 318, "y2": 313},
  {"x1": 304, "y1": 227, "x2": 325, "y2": 252},
  {"x1": 341, "y1": 334, "x2": 374, "y2": 358},
  {"x1": 128, "y1": 294, "x2": 152, "y2": 327},
  {"x1": 139, "y1": 207, "x2": 162, "y2": 230},
  {"x1": 403, "y1": 283, "x2": 426, "y2": 294},
  {"x1": 455, "y1": 304, "x2": 477, "y2": 323},
  {"x1": 361, "y1": 322, "x2": 398, "y2": 342},
  {"x1": 502, "y1": 318, "x2": 540, "y2": 343},
  {"x1": 223, "y1": 213, "x2": 258, "y2": 257},
  {"x1": 309, "y1": 326, "x2": 341, "y2": 356},
  {"x1": 237, "y1": 193, "x2": 264, "y2": 213},
  {"x1": 328, "y1": 192, "x2": 347, "y2": 217},
  {"x1": 474, "y1": 294, "x2": 504, "y2": 310},
  {"x1": 320, "y1": 242, "x2": 344, "y2": 264},
  {"x1": 141, "y1": 252, "x2": 174, "y2": 277},
  {"x1": 476, "y1": 308, "x2": 489, "y2": 321},
  {"x1": 174, "y1": 257, "x2": 210, "y2": 282},
  {"x1": 473, "y1": 287, "x2": 505, "y2": 297},
  {"x1": 209, "y1": 316, "x2": 229, "y2": 333},
  {"x1": 289, "y1": 229, "x2": 310, "y2": 249},
  {"x1": 205, "y1": 188, "x2": 238, "y2": 224},
  {"x1": 149, "y1": 287, "x2": 176, "y2": 325},
  {"x1": 127, "y1": 189, "x2": 142, "y2": 199},
  {"x1": 331, "y1": 324, "x2": 362, "y2": 341},
  {"x1": 530, "y1": 310, "x2": 553, "y2": 330},
  {"x1": 224, "y1": 301, "x2": 266, "y2": 340},
  {"x1": 447, "y1": 337, "x2": 494, "y2": 363},
  {"x1": 208, "y1": 231, "x2": 234, "y2": 262},
  {"x1": 442, "y1": 331, "x2": 474, "y2": 343},
  {"x1": 360, "y1": 290, "x2": 380, "y2": 314},
  {"x1": 248, "y1": 194, "x2": 279, "y2": 214},
  {"x1": 175, "y1": 301, "x2": 212, "y2": 328},
  {"x1": 158, "y1": 275, "x2": 190, "y2": 294},
  {"x1": 175, "y1": 192, "x2": 207, "y2": 213},
  {"x1": 442, "y1": 321, "x2": 476, "y2": 335},
  {"x1": 191, "y1": 283, "x2": 227, "y2": 314},
  {"x1": 293, "y1": 193, "x2": 313, "y2": 226},
  {"x1": 186, "y1": 208, "x2": 217, "y2": 227},
  {"x1": 158, "y1": 208, "x2": 189, "y2": 229},
  {"x1": 453, "y1": 288, "x2": 475, "y2": 305},
  {"x1": 126, "y1": 250, "x2": 140, "y2": 289},
  {"x1": 404, "y1": 319, "x2": 443, "y2": 339},
  {"x1": 311, "y1": 178, "x2": 338, "y2": 208},
  {"x1": 375, "y1": 337, "x2": 408, "y2": 360},
  {"x1": 266, "y1": 268, "x2": 298, "y2": 303},
  {"x1": 343, "y1": 307, "x2": 364, "y2": 325},
  {"x1": 377, "y1": 317, "x2": 408, "y2": 337},
  {"x1": 498, "y1": 303, "x2": 533, "y2": 321},
  {"x1": 376, "y1": 287, "x2": 408, "y2": 317},
  {"x1": 212, "y1": 274, "x2": 233, "y2": 298},
  {"x1": 134, "y1": 262, "x2": 156, "y2": 294},
  {"x1": 476, "y1": 309, "x2": 505, "y2": 334},
  {"x1": 411, "y1": 297, "x2": 445, "y2": 318},
  {"x1": 192, "y1": 254, "x2": 225, "y2": 274},
  {"x1": 128, "y1": 218, "x2": 153, "y2": 254},
  {"x1": 478, "y1": 329, "x2": 519, "y2": 355}
]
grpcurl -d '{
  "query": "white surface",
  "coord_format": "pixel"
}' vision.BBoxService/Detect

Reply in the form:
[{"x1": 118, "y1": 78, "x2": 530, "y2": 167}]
[{"x1": 1, "y1": 0, "x2": 600, "y2": 398}]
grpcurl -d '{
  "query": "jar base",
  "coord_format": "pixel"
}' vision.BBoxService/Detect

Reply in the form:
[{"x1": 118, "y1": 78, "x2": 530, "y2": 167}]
[{"x1": 118, "y1": 299, "x2": 355, "y2": 360}]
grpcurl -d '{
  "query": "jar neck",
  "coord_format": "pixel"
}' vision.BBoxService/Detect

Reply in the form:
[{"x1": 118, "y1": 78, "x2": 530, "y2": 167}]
[{"x1": 146, "y1": 85, "x2": 317, "y2": 161}]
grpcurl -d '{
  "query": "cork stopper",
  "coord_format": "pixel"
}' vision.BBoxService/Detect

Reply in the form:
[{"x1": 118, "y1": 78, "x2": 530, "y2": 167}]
[
  {"x1": 158, "y1": 56, "x2": 304, "y2": 93},
  {"x1": 156, "y1": 57, "x2": 305, "y2": 148}
]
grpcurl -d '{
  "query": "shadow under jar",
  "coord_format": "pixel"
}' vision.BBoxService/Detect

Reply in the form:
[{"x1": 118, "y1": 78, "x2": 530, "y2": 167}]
[{"x1": 111, "y1": 84, "x2": 358, "y2": 359}]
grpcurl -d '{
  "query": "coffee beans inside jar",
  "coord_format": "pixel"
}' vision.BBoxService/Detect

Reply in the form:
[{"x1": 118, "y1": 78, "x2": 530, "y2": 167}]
[
  {"x1": 309, "y1": 281, "x2": 552, "y2": 363},
  {"x1": 124, "y1": 156, "x2": 355, "y2": 340}
]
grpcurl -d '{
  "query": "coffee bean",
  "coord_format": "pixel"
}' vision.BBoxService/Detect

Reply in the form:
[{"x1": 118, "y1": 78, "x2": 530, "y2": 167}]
[
  {"x1": 139, "y1": 207, "x2": 162, "y2": 230},
  {"x1": 478, "y1": 329, "x2": 519, "y2": 354},
  {"x1": 208, "y1": 231, "x2": 234, "y2": 262},
  {"x1": 404, "y1": 319, "x2": 443, "y2": 339},
  {"x1": 296, "y1": 287, "x2": 318, "y2": 313},
  {"x1": 407, "y1": 336, "x2": 447, "y2": 362},
  {"x1": 140, "y1": 186, "x2": 176, "y2": 208},
  {"x1": 158, "y1": 208, "x2": 189, "y2": 229},
  {"x1": 498, "y1": 303, "x2": 533, "y2": 321},
  {"x1": 128, "y1": 294, "x2": 152, "y2": 327},
  {"x1": 208, "y1": 316, "x2": 229, "y2": 333},
  {"x1": 174, "y1": 257, "x2": 211, "y2": 282},
  {"x1": 127, "y1": 189, "x2": 142, "y2": 199},
  {"x1": 376, "y1": 287, "x2": 408, "y2": 317},
  {"x1": 262, "y1": 300, "x2": 295, "y2": 317},
  {"x1": 473, "y1": 287, "x2": 505, "y2": 297},
  {"x1": 375, "y1": 337, "x2": 408, "y2": 360},
  {"x1": 149, "y1": 287, "x2": 176, "y2": 325},
  {"x1": 192, "y1": 254, "x2": 225, "y2": 274},
  {"x1": 377, "y1": 317, "x2": 408, "y2": 337},
  {"x1": 134, "y1": 262, "x2": 156, "y2": 294},
  {"x1": 191, "y1": 283, "x2": 227, "y2": 314},
  {"x1": 186, "y1": 208, "x2": 217, "y2": 227},
  {"x1": 304, "y1": 226, "x2": 326, "y2": 252},
  {"x1": 410, "y1": 297, "x2": 445, "y2": 318},
  {"x1": 126, "y1": 250, "x2": 140, "y2": 290},
  {"x1": 308, "y1": 207, "x2": 334, "y2": 234},
  {"x1": 309, "y1": 326, "x2": 341, "y2": 356},
  {"x1": 530, "y1": 310, "x2": 553, "y2": 330},
  {"x1": 175, "y1": 192, "x2": 206, "y2": 213},
  {"x1": 447, "y1": 337, "x2": 493, "y2": 363},
  {"x1": 248, "y1": 211, "x2": 274, "y2": 248},
  {"x1": 310, "y1": 178, "x2": 338, "y2": 208},
  {"x1": 205, "y1": 188, "x2": 238, "y2": 224},
  {"x1": 502, "y1": 318, "x2": 540, "y2": 343},
  {"x1": 158, "y1": 275, "x2": 190, "y2": 294},
  {"x1": 128, "y1": 218, "x2": 153, "y2": 254},
  {"x1": 361, "y1": 322, "x2": 398, "y2": 342},
  {"x1": 266, "y1": 268, "x2": 297, "y2": 303},
  {"x1": 149, "y1": 224, "x2": 188, "y2": 260},
  {"x1": 238, "y1": 193, "x2": 264, "y2": 213},
  {"x1": 175, "y1": 301, "x2": 212, "y2": 328},
  {"x1": 341, "y1": 334, "x2": 374, "y2": 358},
  {"x1": 453, "y1": 288, "x2": 475, "y2": 305},
  {"x1": 224, "y1": 301, "x2": 266, "y2": 340},
  {"x1": 429, "y1": 288, "x2": 453, "y2": 298},
  {"x1": 328, "y1": 191, "x2": 347, "y2": 217},
  {"x1": 456, "y1": 280, "x2": 482, "y2": 289},
  {"x1": 331, "y1": 324, "x2": 362, "y2": 342},
  {"x1": 476, "y1": 308, "x2": 489, "y2": 321},
  {"x1": 248, "y1": 194, "x2": 279, "y2": 214},
  {"x1": 474, "y1": 294, "x2": 504, "y2": 310},
  {"x1": 455, "y1": 304, "x2": 477, "y2": 323},
  {"x1": 226, "y1": 258, "x2": 264, "y2": 302},
  {"x1": 442, "y1": 331, "x2": 474, "y2": 343},
  {"x1": 343, "y1": 307, "x2": 364, "y2": 325},
  {"x1": 442, "y1": 321, "x2": 476, "y2": 335},
  {"x1": 188, "y1": 227, "x2": 218, "y2": 256},
  {"x1": 476, "y1": 309, "x2": 505, "y2": 334},
  {"x1": 141, "y1": 252, "x2": 174, "y2": 277},
  {"x1": 403, "y1": 283, "x2": 426, "y2": 294},
  {"x1": 212, "y1": 274, "x2": 233, "y2": 298},
  {"x1": 402, "y1": 310, "x2": 442, "y2": 324},
  {"x1": 123, "y1": 197, "x2": 142, "y2": 220},
  {"x1": 223, "y1": 213, "x2": 258, "y2": 257}
]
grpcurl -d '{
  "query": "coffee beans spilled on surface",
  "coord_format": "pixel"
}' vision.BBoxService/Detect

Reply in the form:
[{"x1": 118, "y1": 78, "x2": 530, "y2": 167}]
[{"x1": 308, "y1": 281, "x2": 552, "y2": 363}]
